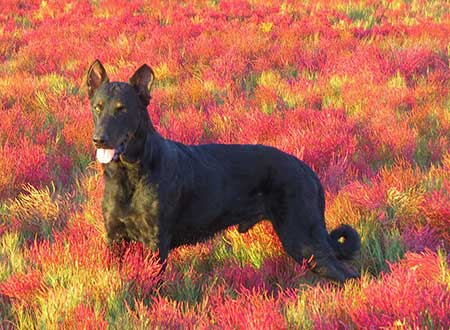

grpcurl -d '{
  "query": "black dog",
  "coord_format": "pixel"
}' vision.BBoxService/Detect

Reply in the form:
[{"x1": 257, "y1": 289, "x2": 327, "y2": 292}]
[{"x1": 86, "y1": 60, "x2": 360, "y2": 282}]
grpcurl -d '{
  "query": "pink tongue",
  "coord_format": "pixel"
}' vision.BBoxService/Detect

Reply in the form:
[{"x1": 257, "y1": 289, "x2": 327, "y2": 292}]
[{"x1": 96, "y1": 149, "x2": 115, "y2": 164}]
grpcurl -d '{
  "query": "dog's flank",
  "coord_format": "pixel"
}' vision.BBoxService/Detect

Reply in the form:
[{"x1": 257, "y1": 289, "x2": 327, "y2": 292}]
[{"x1": 86, "y1": 60, "x2": 361, "y2": 282}]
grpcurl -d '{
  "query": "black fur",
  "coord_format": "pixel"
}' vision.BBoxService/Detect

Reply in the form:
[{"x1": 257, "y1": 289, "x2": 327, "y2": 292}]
[
  {"x1": 328, "y1": 224, "x2": 361, "y2": 260},
  {"x1": 86, "y1": 60, "x2": 361, "y2": 282}
]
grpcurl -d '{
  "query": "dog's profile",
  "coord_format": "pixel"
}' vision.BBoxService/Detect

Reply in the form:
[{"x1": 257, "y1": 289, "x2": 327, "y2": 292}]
[{"x1": 86, "y1": 60, "x2": 361, "y2": 282}]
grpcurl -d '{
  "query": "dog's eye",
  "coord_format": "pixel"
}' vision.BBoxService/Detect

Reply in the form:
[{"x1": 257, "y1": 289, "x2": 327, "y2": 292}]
[
  {"x1": 116, "y1": 105, "x2": 126, "y2": 113},
  {"x1": 93, "y1": 105, "x2": 102, "y2": 113}
]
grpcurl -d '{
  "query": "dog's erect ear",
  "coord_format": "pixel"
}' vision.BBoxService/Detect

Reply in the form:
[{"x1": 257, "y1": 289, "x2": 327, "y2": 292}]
[
  {"x1": 87, "y1": 60, "x2": 109, "y2": 99},
  {"x1": 129, "y1": 64, "x2": 155, "y2": 105}
]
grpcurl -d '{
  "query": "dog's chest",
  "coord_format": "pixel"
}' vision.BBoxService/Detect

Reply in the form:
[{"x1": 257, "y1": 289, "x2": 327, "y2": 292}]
[{"x1": 104, "y1": 175, "x2": 160, "y2": 248}]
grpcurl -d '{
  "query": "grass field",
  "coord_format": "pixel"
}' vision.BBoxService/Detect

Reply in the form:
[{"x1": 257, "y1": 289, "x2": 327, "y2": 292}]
[{"x1": 0, "y1": 0, "x2": 449, "y2": 329}]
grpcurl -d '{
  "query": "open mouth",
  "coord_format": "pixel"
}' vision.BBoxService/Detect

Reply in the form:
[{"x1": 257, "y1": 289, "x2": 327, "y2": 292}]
[{"x1": 96, "y1": 141, "x2": 126, "y2": 164}]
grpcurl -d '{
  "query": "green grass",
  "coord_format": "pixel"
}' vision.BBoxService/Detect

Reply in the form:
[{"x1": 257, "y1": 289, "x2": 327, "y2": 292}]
[
  {"x1": 358, "y1": 218, "x2": 406, "y2": 276},
  {"x1": 0, "y1": 232, "x2": 26, "y2": 281}
]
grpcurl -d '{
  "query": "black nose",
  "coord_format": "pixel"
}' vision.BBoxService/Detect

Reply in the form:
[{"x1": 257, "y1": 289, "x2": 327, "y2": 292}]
[{"x1": 93, "y1": 133, "x2": 110, "y2": 147}]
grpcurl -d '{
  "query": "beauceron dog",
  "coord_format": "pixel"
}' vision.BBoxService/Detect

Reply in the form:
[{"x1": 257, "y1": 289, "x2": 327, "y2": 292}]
[{"x1": 86, "y1": 60, "x2": 360, "y2": 282}]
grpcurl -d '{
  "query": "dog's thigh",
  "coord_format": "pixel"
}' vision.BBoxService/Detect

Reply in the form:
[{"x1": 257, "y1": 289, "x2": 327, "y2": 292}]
[{"x1": 273, "y1": 211, "x2": 357, "y2": 282}]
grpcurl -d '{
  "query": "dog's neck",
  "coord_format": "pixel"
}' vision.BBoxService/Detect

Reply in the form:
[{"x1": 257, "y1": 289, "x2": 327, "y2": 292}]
[{"x1": 120, "y1": 107, "x2": 156, "y2": 161}]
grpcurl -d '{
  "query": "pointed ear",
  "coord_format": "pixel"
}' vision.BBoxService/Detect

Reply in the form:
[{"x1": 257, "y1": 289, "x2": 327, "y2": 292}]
[
  {"x1": 86, "y1": 60, "x2": 109, "y2": 99},
  {"x1": 129, "y1": 64, "x2": 155, "y2": 105}
]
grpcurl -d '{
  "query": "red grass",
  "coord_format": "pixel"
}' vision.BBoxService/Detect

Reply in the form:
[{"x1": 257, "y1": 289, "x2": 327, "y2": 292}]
[
  {"x1": 209, "y1": 287, "x2": 286, "y2": 330},
  {"x1": 0, "y1": 271, "x2": 46, "y2": 305},
  {"x1": 63, "y1": 303, "x2": 108, "y2": 330},
  {"x1": 119, "y1": 242, "x2": 162, "y2": 298},
  {"x1": 260, "y1": 255, "x2": 309, "y2": 290},
  {"x1": 402, "y1": 225, "x2": 442, "y2": 253},
  {"x1": 129, "y1": 295, "x2": 202, "y2": 329},
  {"x1": 217, "y1": 262, "x2": 266, "y2": 292},
  {"x1": 26, "y1": 219, "x2": 108, "y2": 270},
  {"x1": 348, "y1": 251, "x2": 449, "y2": 329},
  {"x1": 0, "y1": 139, "x2": 50, "y2": 197},
  {"x1": 421, "y1": 186, "x2": 450, "y2": 242},
  {"x1": 395, "y1": 48, "x2": 449, "y2": 85},
  {"x1": 1, "y1": 0, "x2": 450, "y2": 328}
]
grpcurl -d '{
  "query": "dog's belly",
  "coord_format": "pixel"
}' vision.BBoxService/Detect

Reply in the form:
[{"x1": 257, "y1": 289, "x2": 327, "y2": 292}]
[{"x1": 170, "y1": 193, "x2": 268, "y2": 248}]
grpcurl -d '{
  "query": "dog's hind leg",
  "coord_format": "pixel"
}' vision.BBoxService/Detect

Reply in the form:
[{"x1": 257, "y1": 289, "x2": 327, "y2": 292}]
[
  {"x1": 158, "y1": 237, "x2": 170, "y2": 269},
  {"x1": 310, "y1": 223, "x2": 360, "y2": 280},
  {"x1": 237, "y1": 215, "x2": 264, "y2": 233},
  {"x1": 156, "y1": 225, "x2": 173, "y2": 276},
  {"x1": 238, "y1": 220, "x2": 257, "y2": 233},
  {"x1": 274, "y1": 216, "x2": 358, "y2": 282}
]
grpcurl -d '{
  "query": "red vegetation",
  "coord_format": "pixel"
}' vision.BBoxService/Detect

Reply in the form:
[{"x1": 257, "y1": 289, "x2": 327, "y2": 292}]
[
  {"x1": 129, "y1": 296, "x2": 202, "y2": 329},
  {"x1": 27, "y1": 220, "x2": 108, "y2": 269},
  {"x1": 62, "y1": 303, "x2": 108, "y2": 330},
  {"x1": 119, "y1": 242, "x2": 162, "y2": 298},
  {"x1": 420, "y1": 182, "x2": 450, "y2": 242},
  {"x1": 210, "y1": 287, "x2": 286, "y2": 330},
  {"x1": 218, "y1": 262, "x2": 266, "y2": 292},
  {"x1": 0, "y1": 271, "x2": 46, "y2": 304},
  {"x1": 0, "y1": 0, "x2": 449, "y2": 328},
  {"x1": 349, "y1": 251, "x2": 450, "y2": 329}
]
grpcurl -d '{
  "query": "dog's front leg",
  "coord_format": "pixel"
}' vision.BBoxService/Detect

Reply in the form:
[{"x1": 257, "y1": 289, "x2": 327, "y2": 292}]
[
  {"x1": 104, "y1": 216, "x2": 132, "y2": 259},
  {"x1": 156, "y1": 228, "x2": 171, "y2": 274}
]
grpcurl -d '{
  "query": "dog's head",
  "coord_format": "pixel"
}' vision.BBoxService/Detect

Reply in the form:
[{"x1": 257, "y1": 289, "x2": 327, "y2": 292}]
[{"x1": 86, "y1": 60, "x2": 155, "y2": 164}]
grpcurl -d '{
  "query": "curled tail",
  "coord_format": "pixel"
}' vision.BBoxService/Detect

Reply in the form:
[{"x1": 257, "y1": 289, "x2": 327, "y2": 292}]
[{"x1": 328, "y1": 224, "x2": 361, "y2": 260}]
